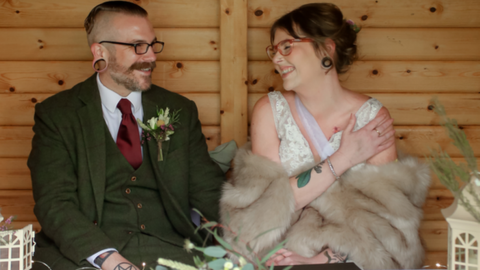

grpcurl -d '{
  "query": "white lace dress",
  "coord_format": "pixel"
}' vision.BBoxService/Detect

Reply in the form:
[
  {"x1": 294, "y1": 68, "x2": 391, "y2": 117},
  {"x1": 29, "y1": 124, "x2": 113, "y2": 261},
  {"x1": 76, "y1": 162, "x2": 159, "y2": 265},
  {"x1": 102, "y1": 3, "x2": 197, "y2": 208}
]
[{"x1": 268, "y1": 91, "x2": 383, "y2": 177}]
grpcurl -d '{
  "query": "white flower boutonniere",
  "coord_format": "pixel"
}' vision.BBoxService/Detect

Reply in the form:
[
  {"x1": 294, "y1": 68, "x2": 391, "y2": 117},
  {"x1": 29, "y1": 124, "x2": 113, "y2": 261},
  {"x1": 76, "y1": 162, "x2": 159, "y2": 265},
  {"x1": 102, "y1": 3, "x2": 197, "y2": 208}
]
[{"x1": 137, "y1": 107, "x2": 181, "y2": 161}]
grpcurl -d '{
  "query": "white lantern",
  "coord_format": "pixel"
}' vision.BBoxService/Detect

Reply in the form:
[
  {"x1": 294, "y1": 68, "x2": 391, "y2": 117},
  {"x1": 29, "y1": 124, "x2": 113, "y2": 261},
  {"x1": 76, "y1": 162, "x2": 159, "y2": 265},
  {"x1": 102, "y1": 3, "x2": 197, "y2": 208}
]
[
  {"x1": 0, "y1": 224, "x2": 36, "y2": 270},
  {"x1": 442, "y1": 177, "x2": 480, "y2": 270}
]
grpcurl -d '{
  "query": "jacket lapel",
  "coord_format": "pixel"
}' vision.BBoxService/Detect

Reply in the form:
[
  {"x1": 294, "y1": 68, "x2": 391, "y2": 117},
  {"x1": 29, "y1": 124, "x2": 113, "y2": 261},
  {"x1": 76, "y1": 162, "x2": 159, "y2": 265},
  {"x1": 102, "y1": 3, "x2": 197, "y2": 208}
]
[
  {"x1": 77, "y1": 75, "x2": 107, "y2": 222},
  {"x1": 142, "y1": 90, "x2": 201, "y2": 242}
]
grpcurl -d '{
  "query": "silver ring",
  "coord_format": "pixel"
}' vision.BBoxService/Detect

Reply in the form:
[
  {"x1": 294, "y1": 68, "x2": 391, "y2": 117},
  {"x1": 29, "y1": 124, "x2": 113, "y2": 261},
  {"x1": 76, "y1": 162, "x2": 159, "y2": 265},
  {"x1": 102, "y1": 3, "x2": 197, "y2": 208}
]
[{"x1": 374, "y1": 128, "x2": 381, "y2": 137}]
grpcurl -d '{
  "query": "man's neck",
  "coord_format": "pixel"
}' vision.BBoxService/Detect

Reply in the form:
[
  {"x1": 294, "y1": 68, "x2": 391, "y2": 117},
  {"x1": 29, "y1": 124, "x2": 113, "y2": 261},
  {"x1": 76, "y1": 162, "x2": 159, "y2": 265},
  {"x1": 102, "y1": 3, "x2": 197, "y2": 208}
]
[{"x1": 99, "y1": 73, "x2": 132, "y2": 97}]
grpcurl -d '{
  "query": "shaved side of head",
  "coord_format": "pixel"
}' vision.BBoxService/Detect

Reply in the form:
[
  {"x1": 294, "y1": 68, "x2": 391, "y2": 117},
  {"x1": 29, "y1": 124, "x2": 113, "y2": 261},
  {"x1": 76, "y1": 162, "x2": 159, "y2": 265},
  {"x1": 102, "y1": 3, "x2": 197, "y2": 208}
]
[{"x1": 84, "y1": 1, "x2": 148, "y2": 47}]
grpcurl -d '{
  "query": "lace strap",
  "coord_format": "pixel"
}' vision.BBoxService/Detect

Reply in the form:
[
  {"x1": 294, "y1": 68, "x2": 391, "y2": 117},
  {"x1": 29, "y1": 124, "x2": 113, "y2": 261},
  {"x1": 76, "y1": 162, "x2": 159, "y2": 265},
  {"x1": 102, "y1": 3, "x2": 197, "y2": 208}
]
[
  {"x1": 267, "y1": 92, "x2": 282, "y2": 134},
  {"x1": 353, "y1": 98, "x2": 383, "y2": 131}
]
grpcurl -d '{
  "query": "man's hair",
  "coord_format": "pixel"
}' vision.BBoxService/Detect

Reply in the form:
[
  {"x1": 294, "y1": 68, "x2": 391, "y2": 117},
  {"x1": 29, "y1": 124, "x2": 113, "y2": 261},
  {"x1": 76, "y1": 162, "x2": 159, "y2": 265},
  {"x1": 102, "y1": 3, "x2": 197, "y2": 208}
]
[{"x1": 84, "y1": 1, "x2": 148, "y2": 46}]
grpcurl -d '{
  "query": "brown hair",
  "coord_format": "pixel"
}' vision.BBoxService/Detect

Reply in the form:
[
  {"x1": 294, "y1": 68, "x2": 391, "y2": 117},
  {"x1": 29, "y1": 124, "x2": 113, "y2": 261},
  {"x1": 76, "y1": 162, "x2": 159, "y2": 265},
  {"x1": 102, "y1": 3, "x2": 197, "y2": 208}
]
[
  {"x1": 84, "y1": 1, "x2": 148, "y2": 45},
  {"x1": 270, "y1": 3, "x2": 357, "y2": 74}
]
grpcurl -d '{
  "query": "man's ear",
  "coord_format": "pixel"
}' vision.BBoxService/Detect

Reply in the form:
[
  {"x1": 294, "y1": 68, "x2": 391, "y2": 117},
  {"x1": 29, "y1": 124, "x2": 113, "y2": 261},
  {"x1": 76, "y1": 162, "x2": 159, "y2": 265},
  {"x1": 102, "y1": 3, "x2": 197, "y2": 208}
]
[{"x1": 90, "y1": 43, "x2": 107, "y2": 60}]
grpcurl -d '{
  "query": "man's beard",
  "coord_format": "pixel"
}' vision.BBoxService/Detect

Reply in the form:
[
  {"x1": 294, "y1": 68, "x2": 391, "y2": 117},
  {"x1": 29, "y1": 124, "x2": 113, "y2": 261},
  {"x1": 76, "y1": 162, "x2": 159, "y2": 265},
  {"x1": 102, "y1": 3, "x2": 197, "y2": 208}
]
[{"x1": 108, "y1": 56, "x2": 156, "y2": 92}]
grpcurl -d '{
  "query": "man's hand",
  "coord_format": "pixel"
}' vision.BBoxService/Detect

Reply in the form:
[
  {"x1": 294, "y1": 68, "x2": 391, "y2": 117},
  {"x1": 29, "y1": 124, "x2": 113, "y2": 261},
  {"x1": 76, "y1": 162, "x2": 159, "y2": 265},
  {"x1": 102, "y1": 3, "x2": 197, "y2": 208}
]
[{"x1": 98, "y1": 252, "x2": 140, "y2": 270}]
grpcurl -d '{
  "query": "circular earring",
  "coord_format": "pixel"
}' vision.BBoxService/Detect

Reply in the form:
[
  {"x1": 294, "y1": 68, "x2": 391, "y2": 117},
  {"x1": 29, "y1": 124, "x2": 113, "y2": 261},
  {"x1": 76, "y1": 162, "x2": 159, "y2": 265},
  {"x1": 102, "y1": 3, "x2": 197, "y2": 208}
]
[
  {"x1": 321, "y1": 56, "x2": 333, "y2": 70},
  {"x1": 92, "y1": 58, "x2": 108, "y2": 73}
]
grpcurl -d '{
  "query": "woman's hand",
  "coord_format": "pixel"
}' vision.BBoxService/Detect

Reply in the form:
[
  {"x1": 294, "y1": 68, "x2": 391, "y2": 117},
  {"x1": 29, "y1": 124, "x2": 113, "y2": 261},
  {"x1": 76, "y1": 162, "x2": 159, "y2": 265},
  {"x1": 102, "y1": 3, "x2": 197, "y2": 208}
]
[
  {"x1": 266, "y1": 248, "x2": 348, "y2": 266},
  {"x1": 334, "y1": 113, "x2": 395, "y2": 169}
]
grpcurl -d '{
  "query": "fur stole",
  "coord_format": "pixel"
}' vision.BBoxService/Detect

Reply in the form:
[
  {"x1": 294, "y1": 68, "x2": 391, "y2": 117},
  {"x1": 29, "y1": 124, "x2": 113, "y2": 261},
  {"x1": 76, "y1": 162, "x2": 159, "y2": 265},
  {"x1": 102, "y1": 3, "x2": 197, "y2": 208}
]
[{"x1": 220, "y1": 144, "x2": 431, "y2": 269}]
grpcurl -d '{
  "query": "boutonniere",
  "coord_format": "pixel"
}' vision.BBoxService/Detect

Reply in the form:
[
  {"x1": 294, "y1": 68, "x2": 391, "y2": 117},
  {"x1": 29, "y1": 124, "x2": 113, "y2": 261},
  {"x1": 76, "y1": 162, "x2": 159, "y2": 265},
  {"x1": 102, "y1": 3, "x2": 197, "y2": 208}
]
[{"x1": 137, "y1": 107, "x2": 181, "y2": 161}]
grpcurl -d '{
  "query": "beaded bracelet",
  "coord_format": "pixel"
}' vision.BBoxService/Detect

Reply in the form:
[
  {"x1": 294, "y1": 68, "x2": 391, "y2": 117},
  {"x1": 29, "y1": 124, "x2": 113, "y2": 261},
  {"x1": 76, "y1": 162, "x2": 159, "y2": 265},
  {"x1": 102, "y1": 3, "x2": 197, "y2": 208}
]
[{"x1": 327, "y1": 157, "x2": 340, "y2": 180}]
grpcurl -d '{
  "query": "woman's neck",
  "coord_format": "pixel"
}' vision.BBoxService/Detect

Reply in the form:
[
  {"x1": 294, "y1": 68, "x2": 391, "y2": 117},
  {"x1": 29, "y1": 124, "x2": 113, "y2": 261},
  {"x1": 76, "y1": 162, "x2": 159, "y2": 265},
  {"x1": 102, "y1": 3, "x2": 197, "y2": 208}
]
[{"x1": 294, "y1": 72, "x2": 346, "y2": 118}]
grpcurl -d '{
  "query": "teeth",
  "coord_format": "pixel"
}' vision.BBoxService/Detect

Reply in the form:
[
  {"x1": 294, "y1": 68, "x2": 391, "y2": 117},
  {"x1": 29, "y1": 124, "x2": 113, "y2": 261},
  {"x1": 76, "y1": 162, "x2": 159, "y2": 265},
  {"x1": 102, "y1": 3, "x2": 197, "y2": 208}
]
[
  {"x1": 281, "y1": 67, "x2": 294, "y2": 74},
  {"x1": 140, "y1": 68, "x2": 151, "y2": 71}
]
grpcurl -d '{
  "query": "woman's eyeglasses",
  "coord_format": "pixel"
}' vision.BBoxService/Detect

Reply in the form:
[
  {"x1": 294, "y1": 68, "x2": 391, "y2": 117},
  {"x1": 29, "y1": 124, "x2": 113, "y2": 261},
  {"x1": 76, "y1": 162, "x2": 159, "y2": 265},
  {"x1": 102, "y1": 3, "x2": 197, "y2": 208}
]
[{"x1": 266, "y1": 38, "x2": 313, "y2": 60}]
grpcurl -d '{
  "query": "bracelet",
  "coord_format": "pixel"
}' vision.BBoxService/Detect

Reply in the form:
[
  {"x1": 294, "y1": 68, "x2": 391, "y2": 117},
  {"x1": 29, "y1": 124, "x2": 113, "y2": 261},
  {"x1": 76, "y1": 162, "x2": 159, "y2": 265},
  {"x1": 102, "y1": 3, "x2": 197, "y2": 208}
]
[{"x1": 327, "y1": 157, "x2": 340, "y2": 180}]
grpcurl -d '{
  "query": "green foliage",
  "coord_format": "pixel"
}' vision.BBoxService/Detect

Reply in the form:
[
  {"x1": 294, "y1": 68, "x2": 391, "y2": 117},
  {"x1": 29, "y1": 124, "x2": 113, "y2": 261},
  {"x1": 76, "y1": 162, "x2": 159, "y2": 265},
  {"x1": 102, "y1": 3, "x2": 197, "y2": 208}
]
[
  {"x1": 427, "y1": 97, "x2": 480, "y2": 223},
  {"x1": 157, "y1": 209, "x2": 290, "y2": 270}
]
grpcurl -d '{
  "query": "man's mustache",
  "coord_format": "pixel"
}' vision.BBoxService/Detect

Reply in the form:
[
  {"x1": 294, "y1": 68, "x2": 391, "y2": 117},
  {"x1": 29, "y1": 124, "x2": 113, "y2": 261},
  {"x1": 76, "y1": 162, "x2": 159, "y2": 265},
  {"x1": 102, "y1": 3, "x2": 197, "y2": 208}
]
[{"x1": 129, "y1": 61, "x2": 156, "y2": 71}]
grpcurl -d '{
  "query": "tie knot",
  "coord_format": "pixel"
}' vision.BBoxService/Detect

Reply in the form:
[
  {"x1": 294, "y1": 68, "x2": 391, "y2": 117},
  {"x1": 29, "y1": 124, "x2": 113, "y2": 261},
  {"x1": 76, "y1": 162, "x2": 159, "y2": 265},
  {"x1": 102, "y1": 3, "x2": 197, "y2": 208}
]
[{"x1": 117, "y1": 99, "x2": 133, "y2": 115}]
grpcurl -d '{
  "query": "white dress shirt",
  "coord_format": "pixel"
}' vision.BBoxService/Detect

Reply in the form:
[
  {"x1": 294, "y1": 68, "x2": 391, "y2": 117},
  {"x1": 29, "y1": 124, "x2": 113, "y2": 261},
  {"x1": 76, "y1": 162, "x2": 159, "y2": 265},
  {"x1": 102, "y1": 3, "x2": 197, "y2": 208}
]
[{"x1": 87, "y1": 74, "x2": 144, "y2": 268}]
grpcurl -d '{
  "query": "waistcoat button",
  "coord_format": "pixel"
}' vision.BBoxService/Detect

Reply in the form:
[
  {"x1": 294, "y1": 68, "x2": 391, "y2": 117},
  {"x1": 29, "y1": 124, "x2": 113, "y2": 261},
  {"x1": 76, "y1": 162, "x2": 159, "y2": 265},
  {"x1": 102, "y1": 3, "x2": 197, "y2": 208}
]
[
  {"x1": 131, "y1": 176, "x2": 136, "y2": 181},
  {"x1": 137, "y1": 203, "x2": 143, "y2": 209},
  {"x1": 125, "y1": 188, "x2": 131, "y2": 194},
  {"x1": 140, "y1": 224, "x2": 145, "y2": 230}
]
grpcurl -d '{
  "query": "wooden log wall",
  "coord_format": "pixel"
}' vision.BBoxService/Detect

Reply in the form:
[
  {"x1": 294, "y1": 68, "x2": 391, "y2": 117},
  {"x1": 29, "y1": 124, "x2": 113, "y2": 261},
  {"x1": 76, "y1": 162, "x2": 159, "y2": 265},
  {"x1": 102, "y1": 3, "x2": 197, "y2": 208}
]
[{"x1": 1, "y1": 0, "x2": 479, "y2": 267}]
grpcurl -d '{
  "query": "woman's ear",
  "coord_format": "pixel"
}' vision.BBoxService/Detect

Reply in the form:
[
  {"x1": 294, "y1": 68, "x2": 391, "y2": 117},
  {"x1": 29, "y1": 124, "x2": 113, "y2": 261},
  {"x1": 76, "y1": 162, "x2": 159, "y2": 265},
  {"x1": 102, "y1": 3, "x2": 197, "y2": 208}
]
[{"x1": 324, "y1": 38, "x2": 336, "y2": 56}]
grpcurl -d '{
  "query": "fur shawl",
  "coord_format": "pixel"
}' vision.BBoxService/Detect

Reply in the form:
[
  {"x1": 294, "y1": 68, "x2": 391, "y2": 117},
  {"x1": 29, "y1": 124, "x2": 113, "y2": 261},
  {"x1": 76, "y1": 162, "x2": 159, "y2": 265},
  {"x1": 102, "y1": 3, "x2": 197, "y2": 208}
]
[{"x1": 220, "y1": 145, "x2": 431, "y2": 269}]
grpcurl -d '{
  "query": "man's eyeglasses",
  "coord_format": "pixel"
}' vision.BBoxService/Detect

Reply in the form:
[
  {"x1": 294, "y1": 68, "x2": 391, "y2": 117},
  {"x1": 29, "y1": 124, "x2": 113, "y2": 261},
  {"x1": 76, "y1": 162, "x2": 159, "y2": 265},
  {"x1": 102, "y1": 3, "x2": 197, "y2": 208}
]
[
  {"x1": 99, "y1": 40, "x2": 164, "y2": 55},
  {"x1": 266, "y1": 38, "x2": 313, "y2": 60}
]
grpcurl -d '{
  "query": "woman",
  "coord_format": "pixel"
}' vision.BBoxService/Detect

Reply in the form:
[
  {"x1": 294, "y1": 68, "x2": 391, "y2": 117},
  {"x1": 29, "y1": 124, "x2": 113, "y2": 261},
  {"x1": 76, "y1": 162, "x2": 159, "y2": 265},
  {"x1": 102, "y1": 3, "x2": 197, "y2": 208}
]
[{"x1": 220, "y1": 3, "x2": 430, "y2": 269}]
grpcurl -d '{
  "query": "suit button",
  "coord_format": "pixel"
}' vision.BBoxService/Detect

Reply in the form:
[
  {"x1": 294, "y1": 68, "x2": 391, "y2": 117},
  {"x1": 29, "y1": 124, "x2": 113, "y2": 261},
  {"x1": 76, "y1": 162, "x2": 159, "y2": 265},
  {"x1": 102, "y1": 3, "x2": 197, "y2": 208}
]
[
  {"x1": 140, "y1": 224, "x2": 145, "y2": 230},
  {"x1": 128, "y1": 231, "x2": 133, "y2": 234},
  {"x1": 137, "y1": 203, "x2": 142, "y2": 209},
  {"x1": 131, "y1": 176, "x2": 136, "y2": 181},
  {"x1": 93, "y1": 220, "x2": 98, "y2": 226},
  {"x1": 125, "y1": 188, "x2": 131, "y2": 194}
]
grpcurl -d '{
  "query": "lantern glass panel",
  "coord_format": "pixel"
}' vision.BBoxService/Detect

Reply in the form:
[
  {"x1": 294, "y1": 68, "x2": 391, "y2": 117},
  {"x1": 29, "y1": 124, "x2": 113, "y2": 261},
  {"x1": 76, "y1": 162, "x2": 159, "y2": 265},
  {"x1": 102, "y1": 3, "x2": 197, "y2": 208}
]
[
  {"x1": 468, "y1": 267, "x2": 476, "y2": 270},
  {"x1": 473, "y1": 241, "x2": 478, "y2": 247},
  {"x1": 0, "y1": 247, "x2": 8, "y2": 258},
  {"x1": 456, "y1": 247, "x2": 466, "y2": 262},
  {"x1": 468, "y1": 234, "x2": 475, "y2": 244},
  {"x1": 468, "y1": 249, "x2": 478, "y2": 264},
  {"x1": 461, "y1": 233, "x2": 467, "y2": 243},
  {"x1": 455, "y1": 264, "x2": 466, "y2": 270}
]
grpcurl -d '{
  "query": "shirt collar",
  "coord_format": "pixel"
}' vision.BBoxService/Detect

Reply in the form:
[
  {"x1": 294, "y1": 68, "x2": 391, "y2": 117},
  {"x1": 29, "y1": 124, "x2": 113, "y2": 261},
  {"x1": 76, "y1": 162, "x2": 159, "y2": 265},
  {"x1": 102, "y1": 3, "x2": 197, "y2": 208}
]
[{"x1": 97, "y1": 73, "x2": 142, "y2": 113}]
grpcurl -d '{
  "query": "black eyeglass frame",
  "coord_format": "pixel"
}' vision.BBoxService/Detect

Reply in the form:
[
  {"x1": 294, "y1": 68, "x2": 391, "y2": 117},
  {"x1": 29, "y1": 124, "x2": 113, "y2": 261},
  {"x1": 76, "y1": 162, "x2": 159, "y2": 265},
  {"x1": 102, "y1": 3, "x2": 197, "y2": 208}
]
[{"x1": 99, "y1": 40, "x2": 164, "y2": 55}]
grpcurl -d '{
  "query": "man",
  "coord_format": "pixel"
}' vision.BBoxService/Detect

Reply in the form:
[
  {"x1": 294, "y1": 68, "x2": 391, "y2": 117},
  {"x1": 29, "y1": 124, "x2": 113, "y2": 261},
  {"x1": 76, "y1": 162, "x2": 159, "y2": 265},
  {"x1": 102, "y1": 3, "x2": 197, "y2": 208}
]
[{"x1": 28, "y1": 1, "x2": 224, "y2": 269}]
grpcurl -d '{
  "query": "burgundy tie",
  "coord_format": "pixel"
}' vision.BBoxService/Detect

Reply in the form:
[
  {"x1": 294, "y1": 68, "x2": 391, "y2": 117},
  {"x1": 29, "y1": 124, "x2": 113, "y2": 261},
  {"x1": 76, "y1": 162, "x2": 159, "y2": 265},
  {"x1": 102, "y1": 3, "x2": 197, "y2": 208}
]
[{"x1": 116, "y1": 99, "x2": 142, "y2": 169}]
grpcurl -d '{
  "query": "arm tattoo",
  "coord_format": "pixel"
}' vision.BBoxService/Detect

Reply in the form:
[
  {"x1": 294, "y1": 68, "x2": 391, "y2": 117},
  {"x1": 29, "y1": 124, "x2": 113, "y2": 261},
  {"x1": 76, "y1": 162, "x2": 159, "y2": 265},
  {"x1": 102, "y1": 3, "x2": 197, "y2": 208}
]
[
  {"x1": 113, "y1": 262, "x2": 140, "y2": 270},
  {"x1": 324, "y1": 250, "x2": 348, "y2": 263},
  {"x1": 313, "y1": 160, "x2": 325, "y2": 174},
  {"x1": 296, "y1": 160, "x2": 325, "y2": 188},
  {"x1": 94, "y1": 251, "x2": 116, "y2": 267}
]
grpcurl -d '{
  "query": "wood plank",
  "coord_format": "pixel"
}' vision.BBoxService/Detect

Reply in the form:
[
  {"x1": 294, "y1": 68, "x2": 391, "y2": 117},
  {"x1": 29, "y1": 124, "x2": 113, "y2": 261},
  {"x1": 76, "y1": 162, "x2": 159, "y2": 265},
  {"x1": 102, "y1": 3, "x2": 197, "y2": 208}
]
[
  {"x1": 0, "y1": 190, "x2": 35, "y2": 222},
  {"x1": 247, "y1": 93, "x2": 480, "y2": 125},
  {"x1": 424, "y1": 189, "x2": 454, "y2": 221},
  {"x1": 0, "y1": 125, "x2": 220, "y2": 159},
  {"x1": 248, "y1": 0, "x2": 480, "y2": 28},
  {"x1": 248, "y1": 61, "x2": 480, "y2": 93},
  {"x1": 395, "y1": 126, "x2": 480, "y2": 157},
  {"x1": 0, "y1": 93, "x2": 220, "y2": 126},
  {"x1": 0, "y1": 28, "x2": 219, "y2": 61},
  {"x1": 0, "y1": 61, "x2": 219, "y2": 94},
  {"x1": 0, "y1": 0, "x2": 219, "y2": 28},
  {"x1": 424, "y1": 251, "x2": 448, "y2": 268},
  {"x1": 420, "y1": 220, "x2": 448, "y2": 251},
  {"x1": 248, "y1": 28, "x2": 480, "y2": 61},
  {"x1": 220, "y1": 0, "x2": 248, "y2": 146}
]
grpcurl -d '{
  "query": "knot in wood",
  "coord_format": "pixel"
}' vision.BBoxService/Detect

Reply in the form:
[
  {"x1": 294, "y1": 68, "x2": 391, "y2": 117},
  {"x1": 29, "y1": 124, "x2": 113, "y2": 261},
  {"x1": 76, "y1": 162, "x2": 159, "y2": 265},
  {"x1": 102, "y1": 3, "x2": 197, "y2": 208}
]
[
  {"x1": 31, "y1": 98, "x2": 37, "y2": 103},
  {"x1": 9, "y1": 87, "x2": 15, "y2": 92},
  {"x1": 274, "y1": 69, "x2": 279, "y2": 74},
  {"x1": 268, "y1": 87, "x2": 274, "y2": 92},
  {"x1": 399, "y1": 136, "x2": 404, "y2": 140},
  {"x1": 252, "y1": 79, "x2": 258, "y2": 85},
  {"x1": 255, "y1": 10, "x2": 263, "y2": 16},
  {"x1": 220, "y1": 110, "x2": 225, "y2": 115},
  {"x1": 361, "y1": 15, "x2": 368, "y2": 21},
  {"x1": 176, "y1": 62, "x2": 183, "y2": 69},
  {"x1": 225, "y1": 8, "x2": 230, "y2": 15},
  {"x1": 15, "y1": 10, "x2": 19, "y2": 14},
  {"x1": 430, "y1": 7, "x2": 436, "y2": 12},
  {"x1": 372, "y1": 69, "x2": 378, "y2": 75},
  {"x1": 58, "y1": 80, "x2": 64, "y2": 85},
  {"x1": 427, "y1": 105, "x2": 435, "y2": 111},
  {"x1": 406, "y1": 70, "x2": 411, "y2": 73}
]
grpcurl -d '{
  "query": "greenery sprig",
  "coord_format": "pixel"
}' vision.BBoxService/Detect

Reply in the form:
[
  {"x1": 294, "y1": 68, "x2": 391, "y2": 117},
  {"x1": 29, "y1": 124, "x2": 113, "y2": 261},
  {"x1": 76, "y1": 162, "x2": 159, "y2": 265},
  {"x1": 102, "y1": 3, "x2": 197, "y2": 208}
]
[
  {"x1": 426, "y1": 97, "x2": 480, "y2": 223},
  {"x1": 156, "y1": 210, "x2": 291, "y2": 270}
]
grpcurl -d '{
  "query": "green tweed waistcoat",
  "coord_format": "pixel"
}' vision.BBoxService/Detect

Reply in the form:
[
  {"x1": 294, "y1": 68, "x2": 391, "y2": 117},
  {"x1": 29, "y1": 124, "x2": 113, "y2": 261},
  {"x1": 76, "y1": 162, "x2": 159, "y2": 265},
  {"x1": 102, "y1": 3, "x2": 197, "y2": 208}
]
[{"x1": 102, "y1": 127, "x2": 185, "y2": 252}]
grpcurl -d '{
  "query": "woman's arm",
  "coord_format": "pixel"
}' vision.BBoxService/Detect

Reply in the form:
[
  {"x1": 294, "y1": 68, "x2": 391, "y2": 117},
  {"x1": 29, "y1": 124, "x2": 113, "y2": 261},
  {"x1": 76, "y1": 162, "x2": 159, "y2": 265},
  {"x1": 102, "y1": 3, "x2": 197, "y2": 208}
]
[{"x1": 251, "y1": 96, "x2": 395, "y2": 210}]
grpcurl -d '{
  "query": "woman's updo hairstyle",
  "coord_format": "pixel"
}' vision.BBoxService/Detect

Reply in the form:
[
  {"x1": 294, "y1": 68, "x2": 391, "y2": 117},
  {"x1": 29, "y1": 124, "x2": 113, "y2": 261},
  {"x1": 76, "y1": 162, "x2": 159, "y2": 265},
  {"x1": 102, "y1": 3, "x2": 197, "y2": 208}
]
[{"x1": 270, "y1": 3, "x2": 358, "y2": 74}]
